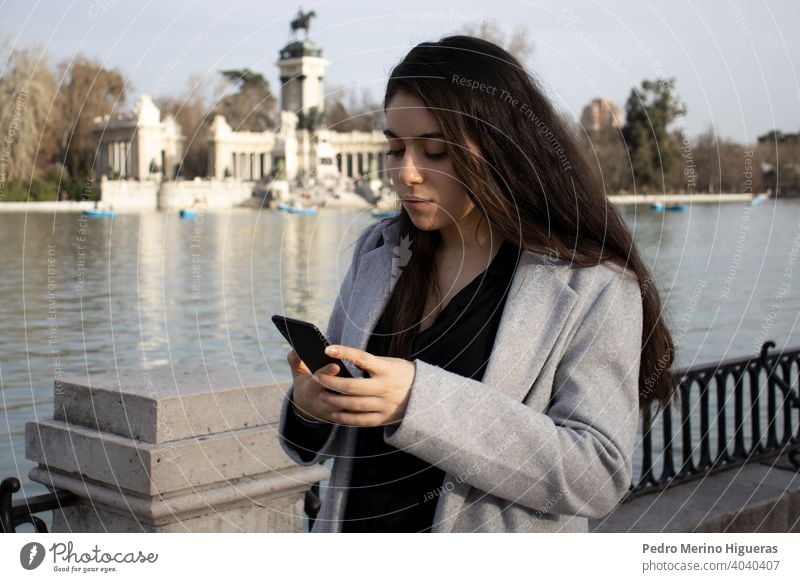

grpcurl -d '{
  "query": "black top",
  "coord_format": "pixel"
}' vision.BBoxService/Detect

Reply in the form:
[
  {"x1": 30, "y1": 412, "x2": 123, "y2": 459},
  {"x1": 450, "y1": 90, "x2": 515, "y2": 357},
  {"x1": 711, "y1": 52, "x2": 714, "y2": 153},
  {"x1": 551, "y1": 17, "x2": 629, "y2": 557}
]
[{"x1": 284, "y1": 239, "x2": 521, "y2": 532}]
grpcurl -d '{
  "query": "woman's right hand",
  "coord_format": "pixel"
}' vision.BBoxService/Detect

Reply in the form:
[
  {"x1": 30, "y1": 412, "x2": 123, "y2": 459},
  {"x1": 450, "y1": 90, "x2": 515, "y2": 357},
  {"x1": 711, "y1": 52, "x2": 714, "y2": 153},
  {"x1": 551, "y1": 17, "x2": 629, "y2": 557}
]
[{"x1": 287, "y1": 349, "x2": 339, "y2": 424}]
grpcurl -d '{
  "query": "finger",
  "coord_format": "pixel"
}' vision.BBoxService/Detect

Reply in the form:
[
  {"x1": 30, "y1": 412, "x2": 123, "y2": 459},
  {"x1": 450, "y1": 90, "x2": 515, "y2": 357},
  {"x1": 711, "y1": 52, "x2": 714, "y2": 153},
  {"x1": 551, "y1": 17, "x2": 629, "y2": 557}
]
[
  {"x1": 325, "y1": 345, "x2": 382, "y2": 374},
  {"x1": 287, "y1": 350, "x2": 311, "y2": 374},
  {"x1": 330, "y1": 411, "x2": 386, "y2": 427},
  {"x1": 312, "y1": 372, "x2": 378, "y2": 395},
  {"x1": 315, "y1": 362, "x2": 339, "y2": 376},
  {"x1": 319, "y1": 391, "x2": 383, "y2": 413}
]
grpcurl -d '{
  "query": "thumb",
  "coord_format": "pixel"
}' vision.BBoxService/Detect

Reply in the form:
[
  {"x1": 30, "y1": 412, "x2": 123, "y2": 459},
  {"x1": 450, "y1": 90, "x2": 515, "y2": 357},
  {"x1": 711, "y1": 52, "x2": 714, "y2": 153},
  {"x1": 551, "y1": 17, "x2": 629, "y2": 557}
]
[{"x1": 287, "y1": 349, "x2": 311, "y2": 376}]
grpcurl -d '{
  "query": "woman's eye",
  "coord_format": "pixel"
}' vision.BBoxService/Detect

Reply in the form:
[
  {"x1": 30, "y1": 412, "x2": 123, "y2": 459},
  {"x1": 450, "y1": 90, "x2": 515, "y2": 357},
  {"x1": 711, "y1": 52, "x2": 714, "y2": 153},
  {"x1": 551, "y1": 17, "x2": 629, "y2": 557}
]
[
  {"x1": 425, "y1": 151, "x2": 447, "y2": 159},
  {"x1": 385, "y1": 148, "x2": 447, "y2": 159}
]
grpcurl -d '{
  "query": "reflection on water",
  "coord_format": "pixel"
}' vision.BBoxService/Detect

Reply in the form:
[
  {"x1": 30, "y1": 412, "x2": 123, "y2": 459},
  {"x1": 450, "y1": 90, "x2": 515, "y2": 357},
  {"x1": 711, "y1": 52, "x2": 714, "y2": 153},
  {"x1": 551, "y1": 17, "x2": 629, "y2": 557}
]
[
  {"x1": 1, "y1": 200, "x2": 799, "y2": 502},
  {"x1": 0, "y1": 208, "x2": 376, "y2": 498}
]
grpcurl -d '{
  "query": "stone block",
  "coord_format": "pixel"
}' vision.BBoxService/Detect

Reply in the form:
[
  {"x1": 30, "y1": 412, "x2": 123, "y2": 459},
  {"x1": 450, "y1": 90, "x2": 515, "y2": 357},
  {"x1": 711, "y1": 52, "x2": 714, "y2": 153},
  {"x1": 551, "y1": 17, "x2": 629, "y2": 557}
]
[
  {"x1": 35, "y1": 465, "x2": 324, "y2": 533},
  {"x1": 53, "y1": 367, "x2": 290, "y2": 443},
  {"x1": 26, "y1": 418, "x2": 295, "y2": 496}
]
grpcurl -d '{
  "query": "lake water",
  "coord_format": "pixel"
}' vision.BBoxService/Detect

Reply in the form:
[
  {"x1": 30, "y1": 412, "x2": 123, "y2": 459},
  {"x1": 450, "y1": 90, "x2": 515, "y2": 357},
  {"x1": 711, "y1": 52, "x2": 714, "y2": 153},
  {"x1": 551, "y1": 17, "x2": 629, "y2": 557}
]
[{"x1": 1, "y1": 200, "x2": 799, "y2": 507}]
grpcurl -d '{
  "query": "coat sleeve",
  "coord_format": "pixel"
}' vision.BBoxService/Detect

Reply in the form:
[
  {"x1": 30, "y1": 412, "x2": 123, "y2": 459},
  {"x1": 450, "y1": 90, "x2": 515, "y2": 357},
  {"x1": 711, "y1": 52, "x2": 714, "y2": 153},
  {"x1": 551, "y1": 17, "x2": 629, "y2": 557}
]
[
  {"x1": 278, "y1": 221, "x2": 382, "y2": 466},
  {"x1": 383, "y1": 273, "x2": 642, "y2": 519}
]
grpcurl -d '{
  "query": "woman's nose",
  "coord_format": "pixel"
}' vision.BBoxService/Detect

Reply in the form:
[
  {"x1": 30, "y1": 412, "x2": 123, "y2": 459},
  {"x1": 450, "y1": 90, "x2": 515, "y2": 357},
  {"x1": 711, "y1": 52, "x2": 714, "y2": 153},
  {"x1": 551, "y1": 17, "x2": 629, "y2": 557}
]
[{"x1": 398, "y1": 151, "x2": 423, "y2": 185}]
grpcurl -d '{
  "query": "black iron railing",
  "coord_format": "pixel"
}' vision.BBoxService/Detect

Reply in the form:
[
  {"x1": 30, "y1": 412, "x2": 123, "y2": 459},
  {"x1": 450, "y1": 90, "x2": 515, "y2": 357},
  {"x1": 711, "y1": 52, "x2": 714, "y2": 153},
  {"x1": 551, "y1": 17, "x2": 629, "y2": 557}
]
[
  {"x1": 0, "y1": 477, "x2": 77, "y2": 533},
  {"x1": 631, "y1": 341, "x2": 800, "y2": 498},
  {"x1": 3, "y1": 341, "x2": 799, "y2": 532}
]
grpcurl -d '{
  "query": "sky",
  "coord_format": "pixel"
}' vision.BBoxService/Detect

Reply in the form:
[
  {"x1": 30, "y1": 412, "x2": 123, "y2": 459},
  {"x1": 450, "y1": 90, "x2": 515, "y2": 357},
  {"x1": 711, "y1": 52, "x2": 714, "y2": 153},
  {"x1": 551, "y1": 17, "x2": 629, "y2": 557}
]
[{"x1": 2, "y1": 0, "x2": 798, "y2": 144}]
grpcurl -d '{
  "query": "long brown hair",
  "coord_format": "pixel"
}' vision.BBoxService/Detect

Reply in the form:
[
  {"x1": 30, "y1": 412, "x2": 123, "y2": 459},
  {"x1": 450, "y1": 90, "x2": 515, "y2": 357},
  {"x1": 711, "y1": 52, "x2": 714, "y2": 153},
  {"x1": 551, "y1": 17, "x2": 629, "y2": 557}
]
[{"x1": 379, "y1": 35, "x2": 675, "y2": 408}]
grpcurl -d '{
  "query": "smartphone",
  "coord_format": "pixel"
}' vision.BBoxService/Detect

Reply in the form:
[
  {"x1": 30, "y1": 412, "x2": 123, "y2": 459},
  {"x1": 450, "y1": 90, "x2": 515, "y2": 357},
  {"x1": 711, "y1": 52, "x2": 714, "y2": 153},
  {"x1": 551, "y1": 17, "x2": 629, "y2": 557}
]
[{"x1": 271, "y1": 315, "x2": 353, "y2": 378}]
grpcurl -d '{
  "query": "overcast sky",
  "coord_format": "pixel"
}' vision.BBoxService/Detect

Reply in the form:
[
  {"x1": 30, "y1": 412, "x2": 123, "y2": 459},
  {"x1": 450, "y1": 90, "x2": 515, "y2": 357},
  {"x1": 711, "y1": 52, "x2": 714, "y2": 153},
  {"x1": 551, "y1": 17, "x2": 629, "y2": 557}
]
[{"x1": 3, "y1": 0, "x2": 798, "y2": 144}]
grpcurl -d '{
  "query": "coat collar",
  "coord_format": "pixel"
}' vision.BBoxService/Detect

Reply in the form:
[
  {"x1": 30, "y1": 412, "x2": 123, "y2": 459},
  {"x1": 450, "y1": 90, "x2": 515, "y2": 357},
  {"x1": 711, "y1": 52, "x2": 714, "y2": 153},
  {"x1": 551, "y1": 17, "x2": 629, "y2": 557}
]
[{"x1": 337, "y1": 221, "x2": 396, "y2": 360}]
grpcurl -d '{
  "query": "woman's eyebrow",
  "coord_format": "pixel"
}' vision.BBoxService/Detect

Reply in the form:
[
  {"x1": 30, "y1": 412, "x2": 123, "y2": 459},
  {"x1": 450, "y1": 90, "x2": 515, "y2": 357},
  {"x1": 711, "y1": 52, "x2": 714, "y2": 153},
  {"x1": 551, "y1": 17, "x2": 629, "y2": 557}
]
[{"x1": 383, "y1": 129, "x2": 444, "y2": 139}]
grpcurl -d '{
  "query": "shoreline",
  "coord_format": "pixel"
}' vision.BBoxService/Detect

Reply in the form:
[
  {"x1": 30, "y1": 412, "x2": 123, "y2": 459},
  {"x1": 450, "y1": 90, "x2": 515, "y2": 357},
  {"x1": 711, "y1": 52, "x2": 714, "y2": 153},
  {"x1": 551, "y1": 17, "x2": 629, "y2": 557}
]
[
  {"x1": 608, "y1": 193, "x2": 758, "y2": 205},
  {"x1": 0, "y1": 192, "x2": 772, "y2": 213}
]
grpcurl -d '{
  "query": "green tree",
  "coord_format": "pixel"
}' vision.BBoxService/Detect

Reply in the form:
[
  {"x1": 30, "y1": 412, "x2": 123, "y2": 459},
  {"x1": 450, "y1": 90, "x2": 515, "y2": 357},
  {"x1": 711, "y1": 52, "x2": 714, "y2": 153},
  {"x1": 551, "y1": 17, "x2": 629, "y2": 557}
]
[
  {"x1": 214, "y1": 68, "x2": 277, "y2": 131},
  {"x1": 622, "y1": 79, "x2": 686, "y2": 192}
]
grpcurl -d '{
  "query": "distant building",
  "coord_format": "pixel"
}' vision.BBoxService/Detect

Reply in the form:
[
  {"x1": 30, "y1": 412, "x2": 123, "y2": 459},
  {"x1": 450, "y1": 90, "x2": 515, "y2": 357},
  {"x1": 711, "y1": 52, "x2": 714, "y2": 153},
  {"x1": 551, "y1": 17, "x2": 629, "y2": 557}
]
[
  {"x1": 92, "y1": 94, "x2": 184, "y2": 181},
  {"x1": 94, "y1": 11, "x2": 386, "y2": 188},
  {"x1": 580, "y1": 98, "x2": 622, "y2": 132},
  {"x1": 207, "y1": 35, "x2": 386, "y2": 185}
]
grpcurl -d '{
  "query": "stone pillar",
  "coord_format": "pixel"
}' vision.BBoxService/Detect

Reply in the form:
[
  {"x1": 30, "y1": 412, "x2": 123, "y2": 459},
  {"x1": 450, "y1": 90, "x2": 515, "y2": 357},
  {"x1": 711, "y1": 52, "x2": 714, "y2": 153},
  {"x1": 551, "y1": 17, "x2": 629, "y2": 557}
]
[{"x1": 26, "y1": 367, "x2": 327, "y2": 533}]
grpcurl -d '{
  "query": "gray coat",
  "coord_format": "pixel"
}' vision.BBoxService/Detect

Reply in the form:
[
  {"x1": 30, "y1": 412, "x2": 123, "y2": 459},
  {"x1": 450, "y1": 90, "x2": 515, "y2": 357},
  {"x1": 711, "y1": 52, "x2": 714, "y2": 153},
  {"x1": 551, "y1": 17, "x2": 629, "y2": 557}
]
[{"x1": 278, "y1": 218, "x2": 642, "y2": 532}]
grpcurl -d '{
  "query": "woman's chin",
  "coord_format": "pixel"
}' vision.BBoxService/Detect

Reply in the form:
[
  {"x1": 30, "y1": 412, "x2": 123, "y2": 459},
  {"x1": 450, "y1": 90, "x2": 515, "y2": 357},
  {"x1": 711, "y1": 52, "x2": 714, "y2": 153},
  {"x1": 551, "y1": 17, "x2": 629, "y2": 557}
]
[{"x1": 407, "y1": 218, "x2": 440, "y2": 232}]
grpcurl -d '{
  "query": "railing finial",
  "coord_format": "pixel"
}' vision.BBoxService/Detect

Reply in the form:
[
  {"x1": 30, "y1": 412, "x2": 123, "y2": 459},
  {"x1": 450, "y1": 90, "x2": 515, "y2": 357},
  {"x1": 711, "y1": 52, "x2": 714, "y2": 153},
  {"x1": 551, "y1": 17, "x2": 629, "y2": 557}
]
[
  {"x1": 0, "y1": 477, "x2": 20, "y2": 533},
  {"x1": 760, "y1": 341, "x2": 776, "y2": 367}
]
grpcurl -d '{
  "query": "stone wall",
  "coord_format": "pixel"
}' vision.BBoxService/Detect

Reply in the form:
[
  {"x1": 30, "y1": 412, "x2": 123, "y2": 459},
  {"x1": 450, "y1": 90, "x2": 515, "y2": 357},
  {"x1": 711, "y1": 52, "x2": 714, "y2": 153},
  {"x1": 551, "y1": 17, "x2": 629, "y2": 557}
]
[
  {"x1": 98, "y1": 178, "x2": 159, "y2": 210},
  {"x1": 96, "y1": 178, "x2": 255, "y2": 211},
  {"x1": 157, "y1": 179, "x2": 254, "y2": 210},
  {"x1": 0, "y1": 201, "x2": 96, "y2": 212}
]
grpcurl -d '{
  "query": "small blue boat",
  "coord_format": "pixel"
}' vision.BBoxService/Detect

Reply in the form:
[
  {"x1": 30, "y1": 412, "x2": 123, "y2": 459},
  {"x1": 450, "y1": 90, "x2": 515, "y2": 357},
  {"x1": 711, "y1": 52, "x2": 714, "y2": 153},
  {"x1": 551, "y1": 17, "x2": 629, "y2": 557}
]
[
  {"x1": 179, "y1": 209, "x2": 198, "y2": 219},
  {"x1": 277, "y1": 202, "x2": 317, "y2": 214},
  {"x1": 371, "y1": 209, "x2": 399, "y2": 219},
  {"x1": 650, "y1": 203, "x2": 686, "y2": 212},
  {"x1": 82, "y1": 209, "x2": 117, "y2": 218}
]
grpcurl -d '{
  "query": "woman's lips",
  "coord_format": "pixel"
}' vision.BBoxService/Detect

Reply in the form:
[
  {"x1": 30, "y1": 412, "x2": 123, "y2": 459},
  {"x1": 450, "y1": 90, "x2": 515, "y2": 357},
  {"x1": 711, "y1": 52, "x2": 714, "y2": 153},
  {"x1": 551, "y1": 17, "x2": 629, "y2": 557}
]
[{"x1": 401, "y1": 198, "x2": 431, "y2": 208}]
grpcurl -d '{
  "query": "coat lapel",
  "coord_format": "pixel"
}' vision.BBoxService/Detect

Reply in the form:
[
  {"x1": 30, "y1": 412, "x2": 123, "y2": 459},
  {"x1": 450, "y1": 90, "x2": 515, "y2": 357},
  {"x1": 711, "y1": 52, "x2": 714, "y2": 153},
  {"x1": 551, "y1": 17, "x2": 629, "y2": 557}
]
[
  {"x1": 481, "y1": 252, "x2": 579, "y2": 401},
  {"x1": 430, "y1": 251, "x2": 579, "y2": 532},
  {"x1": 338, "y1": 228, "x2": 395, "y2": 363},
  {"x1": 329, "y1": 223, "x2": 398, "y2": 530}
]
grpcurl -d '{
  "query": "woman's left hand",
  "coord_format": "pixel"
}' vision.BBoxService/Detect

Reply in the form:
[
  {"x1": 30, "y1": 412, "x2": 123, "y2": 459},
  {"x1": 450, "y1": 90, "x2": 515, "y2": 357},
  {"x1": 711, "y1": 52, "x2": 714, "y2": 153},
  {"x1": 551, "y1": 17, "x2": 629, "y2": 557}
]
[{"x1": 313, "y1": 345, "x2": 416, "y2": 427}]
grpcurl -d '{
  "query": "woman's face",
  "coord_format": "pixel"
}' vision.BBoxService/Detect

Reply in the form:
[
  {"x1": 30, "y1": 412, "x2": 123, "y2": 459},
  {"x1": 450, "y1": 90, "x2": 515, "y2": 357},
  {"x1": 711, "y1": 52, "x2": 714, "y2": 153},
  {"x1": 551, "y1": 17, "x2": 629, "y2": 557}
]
[{"x1": 384, "y1": 91, "x2": 481, "y2": 237}]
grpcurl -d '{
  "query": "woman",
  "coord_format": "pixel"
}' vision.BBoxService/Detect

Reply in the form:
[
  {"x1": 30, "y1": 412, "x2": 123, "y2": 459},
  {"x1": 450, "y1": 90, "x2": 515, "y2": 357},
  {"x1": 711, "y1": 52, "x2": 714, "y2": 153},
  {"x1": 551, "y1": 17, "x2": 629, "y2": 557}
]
[{"x1": 279, "y1": 35, "x2": 675, "y2": 533}]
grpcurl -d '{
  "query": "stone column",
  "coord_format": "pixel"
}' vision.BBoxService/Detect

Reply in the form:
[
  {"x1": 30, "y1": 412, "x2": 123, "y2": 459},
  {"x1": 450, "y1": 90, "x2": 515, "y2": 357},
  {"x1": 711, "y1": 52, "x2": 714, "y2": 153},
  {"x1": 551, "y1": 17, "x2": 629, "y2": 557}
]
[{"x1": 26, "y1": 367, "x2": 327, "y2": 532}]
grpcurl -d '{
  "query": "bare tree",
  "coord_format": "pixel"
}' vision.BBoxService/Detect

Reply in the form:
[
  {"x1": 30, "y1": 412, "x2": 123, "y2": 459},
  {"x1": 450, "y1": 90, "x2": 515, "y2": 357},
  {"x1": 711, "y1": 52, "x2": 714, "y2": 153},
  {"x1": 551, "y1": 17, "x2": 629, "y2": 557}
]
[
  {"x1": 577, "y1": 123, "x2": 632, "y2": 194},
  {"x1": 0, "y1": 44, "x2": 57, "y2": 182},
  {"x1": 686, "y1": 127, "x2": 760, "y2": 193},
  {"x1": 324, "y1": 84, "x2": 381, "y2": 132},
  {"x1": 157, "y1": 75, "x2": 211, "y2": 179},
  {"x1": 756, "y1": 130, "x2": 800, "y2": 195},
  {"x1": 51, "y1": 55, "x2": 127, "y2": 178},
  {"x1": 457, "y1": 20, "x2": 534, "y2": 63},
  {"x1": 324, "y1": 24, "x2": 533, "y2": 136}
]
